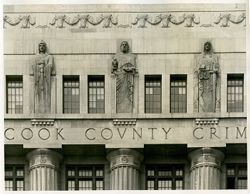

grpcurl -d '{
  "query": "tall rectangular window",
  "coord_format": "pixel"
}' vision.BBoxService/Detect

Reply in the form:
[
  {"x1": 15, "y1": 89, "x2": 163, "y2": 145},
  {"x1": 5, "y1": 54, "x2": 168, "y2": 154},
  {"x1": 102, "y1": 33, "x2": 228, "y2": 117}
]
[
  {"x1": 6, "y1": 76, "x2": 23, "y2": 114},
  {"x1": 66, "y1": 165, "x2": 104, "y2": 190},
  {"x1": 145, "y1": 75, "x2": 162, "y2": 113},
  {"x1": 227, "y1": 74, "x2": 244, "y2": 112},
  {"x1": 226, "y1": 164, "x2": 247, "y2": 189},
  {"x1": 88, "y1": 76, "x2": 105, "y2": 113},
  {"x1": 5, "y1": 165, "x2": 24, "y2": 191},
  {"x1": 63, "y1": 76, "x2": 80, "y2": 113},
  {"x1": 146, "y1": 165, "x2": 184, "y2": 190},
  {"x1": 170, "y1": 75, "x2": 187, "y2": 113}
]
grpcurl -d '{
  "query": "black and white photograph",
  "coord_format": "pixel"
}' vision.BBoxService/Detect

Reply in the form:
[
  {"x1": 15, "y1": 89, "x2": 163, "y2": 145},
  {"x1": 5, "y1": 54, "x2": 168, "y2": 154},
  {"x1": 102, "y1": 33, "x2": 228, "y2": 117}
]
[{"x1": 2, "y1": 0, "x2": 248, "y2": 192}]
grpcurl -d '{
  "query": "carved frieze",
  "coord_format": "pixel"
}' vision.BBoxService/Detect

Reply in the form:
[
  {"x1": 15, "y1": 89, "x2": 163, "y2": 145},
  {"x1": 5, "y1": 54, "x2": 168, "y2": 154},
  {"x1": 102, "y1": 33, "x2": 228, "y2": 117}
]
[
  {"x1": 50, "y1": 14, "x2": 117, "y2": 28},
  {"x1": 3, "y1": 15, "x2": 36, "y2": 28},
  {"x1": 132, "y1": 13, "x2": 200, "y2": 28},
  {"x1": 214, "y1": 13, "x2": 246, "y2": 27},
  {"x1": 49, "y1": 15, "x2": 68, "y2": 28},
  {"x1": 3, "y1": 12, "x2": 245, "y2": 29}
]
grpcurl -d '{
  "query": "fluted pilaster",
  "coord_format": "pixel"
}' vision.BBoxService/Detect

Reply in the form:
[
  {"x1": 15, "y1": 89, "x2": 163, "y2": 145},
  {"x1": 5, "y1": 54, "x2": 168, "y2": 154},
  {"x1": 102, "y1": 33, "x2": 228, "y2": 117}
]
[
  {"x1": 188, "y1": 147, "x2": 224, "y2": 189},
  {"x1": 27, "y1": 148, "x2": 61, "y2": 190},
  {"x1": 107, "y1": 148, "x2": 143, "y2": 190}
]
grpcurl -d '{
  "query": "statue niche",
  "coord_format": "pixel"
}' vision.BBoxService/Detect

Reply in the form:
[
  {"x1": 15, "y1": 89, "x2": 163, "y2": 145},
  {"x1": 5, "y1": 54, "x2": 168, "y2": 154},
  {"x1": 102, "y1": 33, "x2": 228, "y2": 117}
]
[
  {"x1": 31, "y1": 40, "x2": 55, "y2": 114},
  {"x1": 112, "y1": 41, "x2": 137, "y2": 113},
  {"x1": 194, "y1": 41, "x2": 220, "y2": 112}
]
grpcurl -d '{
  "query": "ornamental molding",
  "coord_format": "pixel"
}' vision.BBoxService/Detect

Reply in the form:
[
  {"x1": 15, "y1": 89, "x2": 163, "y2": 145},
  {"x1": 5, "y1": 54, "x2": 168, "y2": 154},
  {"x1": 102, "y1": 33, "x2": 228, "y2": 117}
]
[
  {"x1": 195, "y1": 118, "x2": 219, "y2": 125},
  {"x1": 3, "y1": 12, "x2": 245, "y2": 29},
  {"x1": 113, "y1": 119, "x2": 136, "y2": 126},
  {"x1": 31, "y1": 119, "x2": 55, "y2": 126}
]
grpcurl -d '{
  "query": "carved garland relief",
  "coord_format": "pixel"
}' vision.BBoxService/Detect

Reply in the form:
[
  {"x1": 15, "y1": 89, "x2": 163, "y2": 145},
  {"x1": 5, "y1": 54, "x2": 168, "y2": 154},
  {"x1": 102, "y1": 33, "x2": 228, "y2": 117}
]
[
  {"x1": 132, "y1": 13, "x2": 200, "y2": 28},
  {"x1": 49, "y1": 14, "x2": 118, "y2": 28},
  {"x1": 214, "y1": 13, "x2": 246, "y2": 27},
  {"x1": 3, "y1": 12, "x2": 245, "y2": 29}
]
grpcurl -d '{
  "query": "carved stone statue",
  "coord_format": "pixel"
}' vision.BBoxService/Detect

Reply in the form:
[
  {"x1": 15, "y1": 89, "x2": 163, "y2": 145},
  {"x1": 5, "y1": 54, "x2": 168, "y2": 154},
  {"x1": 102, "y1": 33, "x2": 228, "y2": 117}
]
[
  {"x1": 194, "y1": 41, "x2": 220, "y2": 112},
  {"x1": 112, "y1": 41, "x2": 137, "y2": 113},
  {"x1": 31, "y1": 40, "x2": 55, "y2": 114}
]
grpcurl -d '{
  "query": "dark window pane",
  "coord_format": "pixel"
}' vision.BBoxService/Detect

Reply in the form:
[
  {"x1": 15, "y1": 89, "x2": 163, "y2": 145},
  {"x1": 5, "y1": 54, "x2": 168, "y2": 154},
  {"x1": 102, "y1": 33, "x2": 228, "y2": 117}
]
[
  {"x1": 146, "y1": 165, "x2": 184, "y2": 190},
  {"x1": 63, "y1": 76, "x2": 80, "y2": 113},
  {"x1": 5, "y1": 166, "x2": 24, "y2": 191},
  {"x1": 227, "y1": 75, "x2": 244, "y2": 112},
  {"x1": 6, "y1": 76, "x2": 23, "y2": 114},
  {"x1": 66, "y1": 165, "x2": 104, "y2": 190},
  {"x1": 226, "y1": 164, "x2": 247, "y2": 189},
  {"x1": 170, "y1": 75, "x2": 187, "y2": 113},
  {"x1": 88, "y1": 76, "x2": 105, "y2": 113},
  {"x1": 145, "y1": 76, "x2": 161, "y2": 113}
]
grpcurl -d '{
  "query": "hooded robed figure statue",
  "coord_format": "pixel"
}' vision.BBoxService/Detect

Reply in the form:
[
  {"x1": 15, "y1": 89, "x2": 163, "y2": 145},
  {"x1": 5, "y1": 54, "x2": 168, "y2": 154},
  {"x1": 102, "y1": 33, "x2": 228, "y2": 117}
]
[
  {"x1": 112, "y1": 41, "x2": 137, "y2": 113},
  {"x1": 31, "y1": 40, "x2": 55, "y2": 114},
  {"x1": 194, "y1": 41, "x2": 220, "y2": 112}
]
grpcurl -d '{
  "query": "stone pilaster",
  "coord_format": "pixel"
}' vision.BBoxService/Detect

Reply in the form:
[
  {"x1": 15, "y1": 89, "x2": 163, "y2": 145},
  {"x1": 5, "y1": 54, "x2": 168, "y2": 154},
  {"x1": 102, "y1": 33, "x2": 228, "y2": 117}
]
[
  {"x1": 107, "y1": 148, "x2": 143, "y2": 190},
  {"x1": 27, "y1": 148, "x2": 61, "y2": 190},
  {"x1": 188, "y1": 147, "x2": 224, "y2": 189}
]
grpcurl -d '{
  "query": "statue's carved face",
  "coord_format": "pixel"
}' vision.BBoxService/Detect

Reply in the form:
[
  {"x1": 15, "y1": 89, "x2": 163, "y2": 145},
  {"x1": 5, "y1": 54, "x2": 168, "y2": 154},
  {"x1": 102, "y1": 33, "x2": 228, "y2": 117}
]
[
  {"x1": 204, "y1": 42, "x2": 212, "y2": 53},
  {"x1": 120, "y1": 41, "x2": 129, "y2": 53},
  {"x1": 39, "y1": 43, "x2": 46, "y2": 54}
]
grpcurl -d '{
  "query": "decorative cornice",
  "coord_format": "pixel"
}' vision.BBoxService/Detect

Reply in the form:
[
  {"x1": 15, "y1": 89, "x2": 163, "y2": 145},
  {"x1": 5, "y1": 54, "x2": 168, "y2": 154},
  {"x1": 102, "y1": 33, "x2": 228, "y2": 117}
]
[
  {"x1": 3, "y1": 12, "x2": 245, "y2": 29},
  {"x1": 195, "y1": 118, "x2": 219, "y2": 125},
  {"x1": 31, "y1": 119, "x2": 55, "y2": 126},
  {"x1": 113, "y1": 119, "x2": 136, "y2": 126}
]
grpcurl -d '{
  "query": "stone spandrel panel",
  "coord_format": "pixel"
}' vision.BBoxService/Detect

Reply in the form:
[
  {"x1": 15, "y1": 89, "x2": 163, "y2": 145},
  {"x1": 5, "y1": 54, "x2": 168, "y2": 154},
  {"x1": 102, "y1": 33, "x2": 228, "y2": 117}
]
[{"x1": 4, "y1": 119, "x2": 247, "y2": 148}]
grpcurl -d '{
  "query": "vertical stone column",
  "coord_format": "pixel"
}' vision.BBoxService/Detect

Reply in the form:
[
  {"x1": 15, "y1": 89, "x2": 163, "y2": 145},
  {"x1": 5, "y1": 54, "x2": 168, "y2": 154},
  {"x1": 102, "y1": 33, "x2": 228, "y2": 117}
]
[
  {"x1": 188, "y1": 147, "x2": 224, "y2": 189},
  {"x1": 107, "y1": 148, "x2": 143, "y2": 190},
  {"x1": 27, "y1": 148, "x2": 61, "y2": 190}
]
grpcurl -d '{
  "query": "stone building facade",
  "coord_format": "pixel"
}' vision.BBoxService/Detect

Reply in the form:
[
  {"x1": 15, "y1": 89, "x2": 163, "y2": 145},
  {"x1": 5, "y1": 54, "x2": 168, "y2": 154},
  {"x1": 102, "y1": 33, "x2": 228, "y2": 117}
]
[{"x1": 4, "y1": 4, "x2": 247, "y2": 190}]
